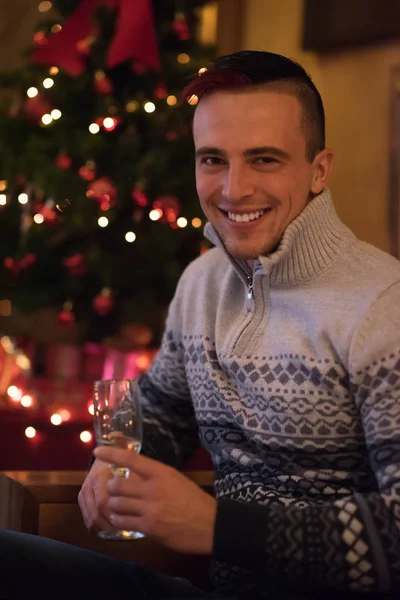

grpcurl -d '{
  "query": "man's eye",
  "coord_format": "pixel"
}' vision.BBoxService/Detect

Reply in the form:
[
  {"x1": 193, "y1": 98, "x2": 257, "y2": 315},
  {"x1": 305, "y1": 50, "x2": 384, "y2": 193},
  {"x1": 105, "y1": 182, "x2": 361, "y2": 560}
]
[
  {"x1": 201, "y1": 157, "x2": 223, "y2": 165},
  {"x1": 255, "y1": 157, "x2": 278, "y2": 164}
]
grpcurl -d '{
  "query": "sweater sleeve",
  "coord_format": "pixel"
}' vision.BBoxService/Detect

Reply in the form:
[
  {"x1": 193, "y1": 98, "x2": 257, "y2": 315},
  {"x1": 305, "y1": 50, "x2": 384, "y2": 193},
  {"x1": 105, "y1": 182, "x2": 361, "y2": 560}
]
[
  {"x1": 213, "y1": 282, "x2": 400, "y2": 594},
  {"x1": 138, "y1": 273, "x2": 200, "y2": 468}
]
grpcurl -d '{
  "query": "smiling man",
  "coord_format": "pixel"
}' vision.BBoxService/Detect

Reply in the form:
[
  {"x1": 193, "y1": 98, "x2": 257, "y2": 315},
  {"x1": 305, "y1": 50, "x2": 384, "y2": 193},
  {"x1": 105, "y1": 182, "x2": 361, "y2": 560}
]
[
  {"x1": 1, "y1": 51, "x2": 400, "y2": 600},
  {"x1": 193, "y1": 82, "x2": 332, "y2": 263}
]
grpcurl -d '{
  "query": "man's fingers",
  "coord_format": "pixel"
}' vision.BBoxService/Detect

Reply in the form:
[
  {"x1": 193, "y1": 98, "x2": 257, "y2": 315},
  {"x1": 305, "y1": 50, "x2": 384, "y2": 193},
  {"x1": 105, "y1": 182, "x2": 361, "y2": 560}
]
[
  {"x1": 79, "y1": 482, "x2": 114, "y2": 532},
  {"x1": 107, "y1": 472, "x2": 145, "y2": 497},
  {"x1": 108, "y1": 495, "x2": 146, "y2": 516},
  {"x1": 94, "y1": 446, "x2": 163, "y2": 479}
]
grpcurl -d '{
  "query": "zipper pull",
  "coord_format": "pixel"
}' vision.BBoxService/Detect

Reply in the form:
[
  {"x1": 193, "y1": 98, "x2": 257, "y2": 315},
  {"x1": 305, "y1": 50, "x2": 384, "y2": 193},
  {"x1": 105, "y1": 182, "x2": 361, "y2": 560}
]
[{"x1": 246, "y1": 276, "x2": 254, "y2": 311}]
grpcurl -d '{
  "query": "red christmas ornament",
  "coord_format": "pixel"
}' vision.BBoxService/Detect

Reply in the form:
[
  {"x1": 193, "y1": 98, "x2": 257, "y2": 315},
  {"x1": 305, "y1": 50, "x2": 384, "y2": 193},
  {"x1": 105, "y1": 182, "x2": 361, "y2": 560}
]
[
  {"x1": 41, "y1": 204, "x2": 59, "y2": 224},
  {"x1": 172, "y1": 13, "x2": 190, "y2": 40},
  {"x1": 63, "y1": 253, "x2": 87, "y2": 277},
  {"x1": 93, "y1": 288, "x2": 114, "y2": 316},
  {"x1": 76, "y1": 35, "x2": 96, "y2": 56},
  {"x1": 56, "y1": 151, "x2": 72, "y2": 169},
  {"x1": 33, "y1": 31, "x2": 48, "y2": 47},
  {"x1": 58, "y1": 308, "x2": 75, "y2": 326},
  {"x1": 19, "y1": 254, "x2": 37, "y2": 270},
  {"x1": 25, "y1": 95, "x2": 52, "y2": 122},
  {"x1": 154, "y1": 83, "x2": 167, "y2": 100},
  {"x1": 132, "y1": 189, "x2": 148, "y2": 207},
  {"x1": 86, "y1": 177, "x2": 117, "y2": 209},
  {"x1": 95, "y1": 71, "x2": 113, "y2": 95},
  {"x1": 4, "y1": 257, "x2": 20, "y2": 275},
  {"x1": 153, "y1": 195, "x2": 181, "y2": 224},
  {"x1": 79, "y1": 161, "x2": 96, "y2": 181},
  {"x1": 4, "y1": 254, "x2": 36, "y2": 274}
]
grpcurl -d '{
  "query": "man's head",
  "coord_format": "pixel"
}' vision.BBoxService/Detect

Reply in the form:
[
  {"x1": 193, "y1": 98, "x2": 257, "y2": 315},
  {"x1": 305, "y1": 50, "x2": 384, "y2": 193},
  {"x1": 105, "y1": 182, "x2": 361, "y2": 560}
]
[{"x1": 183, "y1": 50, "x2": 333, "y2": 261}]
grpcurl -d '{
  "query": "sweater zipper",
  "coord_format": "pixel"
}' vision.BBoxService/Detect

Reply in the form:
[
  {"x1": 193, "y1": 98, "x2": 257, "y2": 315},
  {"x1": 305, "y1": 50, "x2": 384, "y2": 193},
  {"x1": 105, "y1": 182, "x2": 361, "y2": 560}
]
[{"x1": 246, "y1": 275, "x2": 254, "y2": 312}]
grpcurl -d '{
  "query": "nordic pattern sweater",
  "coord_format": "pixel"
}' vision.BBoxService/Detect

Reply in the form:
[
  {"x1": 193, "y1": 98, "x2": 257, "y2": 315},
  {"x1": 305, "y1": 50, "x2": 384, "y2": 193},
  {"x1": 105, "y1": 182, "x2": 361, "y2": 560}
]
[{"x1": 138, "y1": 189, "x2": 400, "y2": 595}]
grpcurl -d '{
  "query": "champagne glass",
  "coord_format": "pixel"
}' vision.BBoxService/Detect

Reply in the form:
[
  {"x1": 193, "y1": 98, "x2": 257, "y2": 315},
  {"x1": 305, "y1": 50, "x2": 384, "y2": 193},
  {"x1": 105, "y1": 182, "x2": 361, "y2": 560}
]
[{"x1": 93, "y1": 378, "x2": 144, "y2": 540}]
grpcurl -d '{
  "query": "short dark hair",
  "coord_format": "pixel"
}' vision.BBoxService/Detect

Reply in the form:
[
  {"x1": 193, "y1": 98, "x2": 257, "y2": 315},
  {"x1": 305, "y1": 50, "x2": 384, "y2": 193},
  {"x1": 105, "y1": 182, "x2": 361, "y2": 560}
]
[{"x1": 181, "y1": 50, "x2": 325, "y2": 163}]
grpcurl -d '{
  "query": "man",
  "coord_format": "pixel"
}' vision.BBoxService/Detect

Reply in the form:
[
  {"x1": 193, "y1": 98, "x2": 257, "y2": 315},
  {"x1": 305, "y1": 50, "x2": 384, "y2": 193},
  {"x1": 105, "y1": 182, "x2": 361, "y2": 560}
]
[{"x1": 1, "y1": 50, "x2": 399, "y2": 599}]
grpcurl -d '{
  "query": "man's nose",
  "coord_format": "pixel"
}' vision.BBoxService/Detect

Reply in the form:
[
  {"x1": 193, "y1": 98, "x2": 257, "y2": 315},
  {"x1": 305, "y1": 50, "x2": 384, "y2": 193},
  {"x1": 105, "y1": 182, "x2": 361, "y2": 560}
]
[{"x1": 222, "y1": 164, "x2": 255, "y2": 203}]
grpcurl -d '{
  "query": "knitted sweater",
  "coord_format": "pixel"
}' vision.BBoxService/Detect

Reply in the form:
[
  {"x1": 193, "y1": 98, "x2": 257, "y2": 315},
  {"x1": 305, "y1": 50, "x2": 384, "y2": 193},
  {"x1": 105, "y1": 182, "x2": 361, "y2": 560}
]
[{"x1": 139, "y1": 189, "x2": 400, "y2": 595}]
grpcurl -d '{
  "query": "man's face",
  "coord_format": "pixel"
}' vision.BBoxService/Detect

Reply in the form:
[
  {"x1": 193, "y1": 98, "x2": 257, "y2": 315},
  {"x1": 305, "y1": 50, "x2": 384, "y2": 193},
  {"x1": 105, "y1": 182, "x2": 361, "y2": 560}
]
[{"x1": 193, "y1": 88, "x2": 332, "y2": 260}]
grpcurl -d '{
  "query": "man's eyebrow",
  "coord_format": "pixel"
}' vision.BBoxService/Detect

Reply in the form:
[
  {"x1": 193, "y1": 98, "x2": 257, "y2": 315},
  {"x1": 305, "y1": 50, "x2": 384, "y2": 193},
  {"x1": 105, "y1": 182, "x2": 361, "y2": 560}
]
[
  {"x1": 195, "y1": 146, "x2": 291, "y2": 160},
  {"x1": 195, "y1": 147, "x2": 225, "y2": 158},
  {"x1": 243, "y1": 146, "x2": 291, "y2": 160}
]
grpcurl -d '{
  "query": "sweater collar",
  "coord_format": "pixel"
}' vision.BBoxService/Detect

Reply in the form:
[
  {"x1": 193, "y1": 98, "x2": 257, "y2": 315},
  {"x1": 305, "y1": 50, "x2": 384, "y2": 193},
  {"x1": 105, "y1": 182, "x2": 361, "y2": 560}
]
[{"x1": 203, "y1": 188, "x2": 356, "y2": 286}]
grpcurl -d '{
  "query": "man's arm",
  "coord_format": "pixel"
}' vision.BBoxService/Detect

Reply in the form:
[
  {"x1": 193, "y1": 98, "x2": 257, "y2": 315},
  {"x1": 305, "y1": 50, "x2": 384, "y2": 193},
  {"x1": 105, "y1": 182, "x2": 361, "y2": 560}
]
[
  {"x1": 79, "y1": 272, "x2": 200, "y2": 530},
  {"x1": 213, "y1": 282, "x2": 400, "y2": 594}
]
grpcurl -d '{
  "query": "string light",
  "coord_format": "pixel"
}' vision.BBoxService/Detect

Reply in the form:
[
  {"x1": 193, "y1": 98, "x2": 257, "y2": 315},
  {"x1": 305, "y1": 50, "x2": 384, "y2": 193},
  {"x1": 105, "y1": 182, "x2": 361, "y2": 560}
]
[
  {"x1": 103, "y1": 117, "x2": 118, "y2": 131},
  {"x1": 25, "y1": 427, "x2": 37, "y2": 439},
  {"x1": 80, "y1": 430, "x2": 92, "y2": 443},
  {"x1": 50, "y1": 413, "x2": 62, "y2": 426},
  {"x1": 98, "y1": 216, "x2": 109, "y2": 228},
  {"x1": 49, "y1": 66, "x2": 59, "y2": 75},
  {"x1": 149, "y1": 209, "x2": 162, "y2": 221},
  {"x1": 187, "y1": 94, "x2": 199, "y2": 106},
  {"x1": 192, "y1": 217, "x2": 202, "y2": 228},
  {"x1": 27, "y1": 87, "x2": 39, "y2": 98},
  {"x1": 177, "y1": 217, "x2": 188, "y2": 228},
  {"x1": 177, "y1": 53, "x2": 190, "y2": 64},
  {"x1": 166, "y1": 95, "x2": 177, "y2": 106},
  {"x1": 18, "y1": 193, "x2": 29, "y2": 205},
  {"x1": 125, "y1": 231, "x2": 136, "y2": 243},
  {"x1": 16, "y1": 354, "x2": 30, "y2": 370},
  {"x1": 126, "y1": 100, "x2": 139, "y2": 112},
  {"x1": 144, "y1": 102, "x2": 156, "y2": 113},
  {"x1": 41, "y1": 114, "x2": 53, "y2": 126},
  {"x1": 89, "y1": 123, "x2": 100, "y2": 134},
  {"x1": 34, "y1": 214, "x2": 44, "y2": 224},
  {"x1": 0, "y1": 180, "x2": 7, "y2": 191},
  {"x1": 51, "y1": 109, "x2": 62, "y2": 120},
  {"x1": 198, "y1": 67, "x2": 207, "y2": 75},
  {"x1": 88, "y1": 403, "x2": 94, "y2": 416},
  {"x1": 43, "y1": 78, "x2": 54, "y2": 89},
  {"x1": 7, "y1": 386, "x2": 23, "y2": 401},
  {"x1": 51, "y1": 24, "x2": 62, "y2": 33},
  {"x1": 21, "y1": 395, "x2": 33, "y2": 408},
  {"x1": 38, "y1": 1, "x2": 52, "y2": 11},
  {"x1": 0, "y1": 194, "x2": 7, "y2": 205}
]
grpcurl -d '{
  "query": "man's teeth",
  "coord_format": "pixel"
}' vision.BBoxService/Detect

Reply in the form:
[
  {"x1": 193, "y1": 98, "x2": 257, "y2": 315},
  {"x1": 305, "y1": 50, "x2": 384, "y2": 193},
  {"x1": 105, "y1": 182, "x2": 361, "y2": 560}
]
[{"x1": 227, "y1": 209, "x2": 265, "y2": 223}]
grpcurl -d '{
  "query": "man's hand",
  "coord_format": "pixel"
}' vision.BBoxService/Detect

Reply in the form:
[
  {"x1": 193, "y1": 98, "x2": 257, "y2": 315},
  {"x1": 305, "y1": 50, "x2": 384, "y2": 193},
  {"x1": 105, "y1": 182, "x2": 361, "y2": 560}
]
[
  {"x1": 78, "y1": 457, "x2": 114, "y2": 532},
  {"x1": 94, "y1": 446, "x2": 217, "y2": 555}
]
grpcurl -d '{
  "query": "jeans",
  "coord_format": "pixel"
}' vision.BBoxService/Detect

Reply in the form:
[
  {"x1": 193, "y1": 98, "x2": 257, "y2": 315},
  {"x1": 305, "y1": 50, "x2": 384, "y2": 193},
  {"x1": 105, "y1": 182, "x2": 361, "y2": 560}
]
[{"x1": 0, "y1": 530, "x2": 396, "y2": 600}]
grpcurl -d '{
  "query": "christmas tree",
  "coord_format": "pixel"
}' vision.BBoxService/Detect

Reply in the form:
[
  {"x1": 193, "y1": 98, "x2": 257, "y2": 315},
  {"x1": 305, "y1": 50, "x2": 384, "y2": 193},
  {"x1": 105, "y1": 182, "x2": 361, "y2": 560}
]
[{"x1": 0, "y1": 0, "x2": 215, "y2": 349}]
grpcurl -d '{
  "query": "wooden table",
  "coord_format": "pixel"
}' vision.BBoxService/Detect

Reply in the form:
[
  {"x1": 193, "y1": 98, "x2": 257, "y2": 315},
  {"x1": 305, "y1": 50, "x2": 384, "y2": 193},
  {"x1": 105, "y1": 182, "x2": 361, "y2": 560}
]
[{"x1": 1, "y1": 470, "x2": 214, "y2": 585}]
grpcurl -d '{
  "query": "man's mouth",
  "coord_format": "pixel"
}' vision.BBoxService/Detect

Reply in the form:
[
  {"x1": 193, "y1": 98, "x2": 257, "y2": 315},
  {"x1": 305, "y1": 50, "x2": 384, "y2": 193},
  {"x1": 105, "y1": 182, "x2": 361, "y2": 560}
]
[{"x1": 219, "y1": 208, "x2": 272, "y2": 223}]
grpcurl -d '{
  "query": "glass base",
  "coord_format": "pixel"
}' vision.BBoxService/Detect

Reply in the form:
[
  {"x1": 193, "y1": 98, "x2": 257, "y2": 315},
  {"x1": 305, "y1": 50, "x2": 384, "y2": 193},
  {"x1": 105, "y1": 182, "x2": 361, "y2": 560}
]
[{"x1": 98, "y1": 529, "x2": 145, "y2": 541}]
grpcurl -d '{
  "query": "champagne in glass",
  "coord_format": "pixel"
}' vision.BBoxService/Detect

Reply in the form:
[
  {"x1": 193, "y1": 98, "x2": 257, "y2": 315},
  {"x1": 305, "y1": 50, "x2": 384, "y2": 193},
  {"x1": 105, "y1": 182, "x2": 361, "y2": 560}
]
[{"x1": 93, "y1": 378, "x2": 144, "y2": 540}]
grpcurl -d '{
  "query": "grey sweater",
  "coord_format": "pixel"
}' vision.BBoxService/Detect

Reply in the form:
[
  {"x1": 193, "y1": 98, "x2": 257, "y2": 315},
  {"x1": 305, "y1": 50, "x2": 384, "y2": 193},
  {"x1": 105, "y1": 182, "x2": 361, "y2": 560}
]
[{"x1": 139, "y1": 189, "x2": 400, "y2": 595}]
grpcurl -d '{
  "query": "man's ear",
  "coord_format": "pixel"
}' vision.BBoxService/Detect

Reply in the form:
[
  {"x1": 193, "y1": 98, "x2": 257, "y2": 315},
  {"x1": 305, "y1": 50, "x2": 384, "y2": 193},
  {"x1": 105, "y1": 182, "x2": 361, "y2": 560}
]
[{"x1": 310, "y1": 148, "x2": 334, "y2": 194}]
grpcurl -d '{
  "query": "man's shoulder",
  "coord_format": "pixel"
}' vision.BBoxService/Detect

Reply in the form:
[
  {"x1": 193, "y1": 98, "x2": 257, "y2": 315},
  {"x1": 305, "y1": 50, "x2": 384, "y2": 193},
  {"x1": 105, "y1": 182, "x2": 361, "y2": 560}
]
[{"x1": 349, "y1": 238, "x2": 400, "y2": 286}]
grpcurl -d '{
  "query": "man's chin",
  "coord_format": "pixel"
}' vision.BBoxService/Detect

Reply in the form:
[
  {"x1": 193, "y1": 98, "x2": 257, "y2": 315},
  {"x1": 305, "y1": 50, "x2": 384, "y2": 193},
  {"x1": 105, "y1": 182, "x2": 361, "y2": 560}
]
[
  {"x1": 224, "y1": 240, "x2": 278, "y2": 261},
  {"x1": 224, "y1": 244, "x2": 262, "y2": 261}
]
